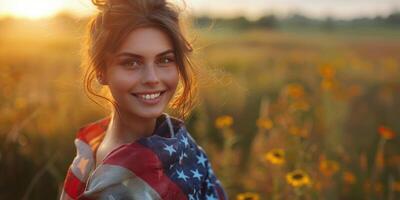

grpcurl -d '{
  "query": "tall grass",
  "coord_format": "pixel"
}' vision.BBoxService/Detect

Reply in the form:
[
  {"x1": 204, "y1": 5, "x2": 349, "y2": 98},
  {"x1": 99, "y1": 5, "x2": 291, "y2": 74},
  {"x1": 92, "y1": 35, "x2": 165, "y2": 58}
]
[{"x1": 0, "y1": 17, "x2": 399, "y2": 199}]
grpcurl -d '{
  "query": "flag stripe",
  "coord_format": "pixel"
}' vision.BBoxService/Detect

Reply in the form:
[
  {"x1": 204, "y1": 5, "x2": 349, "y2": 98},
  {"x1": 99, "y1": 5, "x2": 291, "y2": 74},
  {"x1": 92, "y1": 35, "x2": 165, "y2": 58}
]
[
  {"x1": 82, "y1": 164, "x2": 162, "y2": 200},
  {"x1": 104, "y1": 142, "x2": 188, "y2": 200},
  {"x1": 76, "y1": 117, "x2": 110, "y2": 145},
  {"x1": 216, "y1": 184, "x2": 228, "y2": 200},
  {"x1": 63, "y1": 168, "x2": 86, "y2": 199},
  {"x1": 61, "y1": 114, "x2": 227, "y2": 200},
  {"x1": 70, "y1": 139, "x2": 95, "y2": 181}
]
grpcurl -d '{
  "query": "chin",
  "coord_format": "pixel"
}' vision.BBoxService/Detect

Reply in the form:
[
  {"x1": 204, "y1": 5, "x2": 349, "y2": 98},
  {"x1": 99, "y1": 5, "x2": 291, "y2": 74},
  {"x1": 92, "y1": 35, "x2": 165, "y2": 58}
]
[{"x1": 131, "y1": 108, "x2": 164, "y2": 119}]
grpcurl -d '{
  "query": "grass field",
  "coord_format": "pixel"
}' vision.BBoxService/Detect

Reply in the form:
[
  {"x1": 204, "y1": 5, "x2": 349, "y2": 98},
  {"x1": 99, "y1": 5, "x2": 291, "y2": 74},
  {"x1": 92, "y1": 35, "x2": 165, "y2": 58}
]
[{"x1": 0, "y1": 17, "x2": 399, "y2": 199}]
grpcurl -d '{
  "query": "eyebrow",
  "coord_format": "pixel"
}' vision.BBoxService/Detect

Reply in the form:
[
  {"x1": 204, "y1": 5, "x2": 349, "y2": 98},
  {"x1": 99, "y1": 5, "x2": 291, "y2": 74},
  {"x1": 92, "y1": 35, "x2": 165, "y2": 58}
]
[{"x1": 115, "y1": 49, "x2": 175, "y2": 58}]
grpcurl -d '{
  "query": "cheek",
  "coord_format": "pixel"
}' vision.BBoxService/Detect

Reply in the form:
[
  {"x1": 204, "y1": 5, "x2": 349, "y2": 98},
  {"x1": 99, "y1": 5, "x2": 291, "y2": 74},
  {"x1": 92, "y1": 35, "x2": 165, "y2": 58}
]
[
  {"x1": 164, "y1": 67, "x2": 180, "y2": 90},
  {"x1": 107, "y1": 69, "x2": 139, "y2": 92}
]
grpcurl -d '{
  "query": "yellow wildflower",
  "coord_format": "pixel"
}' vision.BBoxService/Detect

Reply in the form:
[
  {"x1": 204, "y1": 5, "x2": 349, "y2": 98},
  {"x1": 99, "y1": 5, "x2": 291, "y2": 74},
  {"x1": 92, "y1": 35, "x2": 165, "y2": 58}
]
[
  {"x1": 286, "y1": 169, "x2": 312, "y2": 188},
  {"x1": 343, "y1": 171, "x2": 356, "y2": 184},
  {"x1": 215, "y1": 115, "x2": 233, "y2": 129},
  {"x1": 319, "y1": 65, "x2": 335, "y2": 79},
  {"x1": 236, "y1": 192, "x2": 260, "y2": 200},
  {"x1": 319, "y1": 159, "x2": 340, "y2": 177},
  {"x1": 264, "y1": 149, "x2": 285, "y2": 165},
  {"x1": 286, "y1": 83, "x2": 305, "y2": 99},
  {"x1": 256, "y1": 118, "x2": 273, "y2": 130},
  {"x1": 378, "y1": 126, "x2": 396, "y2": 140}
]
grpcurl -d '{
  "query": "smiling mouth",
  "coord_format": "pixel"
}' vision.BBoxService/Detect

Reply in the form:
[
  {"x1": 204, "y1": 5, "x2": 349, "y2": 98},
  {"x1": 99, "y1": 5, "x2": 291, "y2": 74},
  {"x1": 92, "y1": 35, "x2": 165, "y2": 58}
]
[{"x1": 131, "y1": 91, "x2": 166, "y2": 101}]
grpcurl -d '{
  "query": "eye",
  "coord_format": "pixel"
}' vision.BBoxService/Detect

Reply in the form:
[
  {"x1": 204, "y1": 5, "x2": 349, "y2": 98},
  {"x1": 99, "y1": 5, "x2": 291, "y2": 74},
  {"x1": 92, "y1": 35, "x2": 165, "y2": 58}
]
[
  {"x1": 158, "y1": 56, "x2": 175, "y2": 65},
  {"x1": 121, "y1": 59, "x2": 141, "y2": 69}
]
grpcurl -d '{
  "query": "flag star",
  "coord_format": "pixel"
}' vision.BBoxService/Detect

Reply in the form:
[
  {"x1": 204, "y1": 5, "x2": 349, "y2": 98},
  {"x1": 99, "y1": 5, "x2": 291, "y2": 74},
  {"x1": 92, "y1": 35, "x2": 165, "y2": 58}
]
[
  {"x1": 163, "y1": 144, "x2": 176, "y2": 156},
  {"x1": 176, "y1": 170, "x2": 189, "y2": 181},
  {"x1": 181, "y1": 136, "x2": 189, "y2": 147},
  {"x1": 107, "y1": 195, "x2": 116, "y2": 200},
  {"x1": 206, "y1": 179, "x2": 214, "y2": 188},
  {"x1": 208, "y1": 166, "x2": 214, "y2": 175},
  {"x1": 169, "y1": 163, "x2": 175, "y2": 169},
  {"x1": 188, "y1": 194, "x2": 196, "y2": 200},
  {"x1": 196, "y1": 153, "x2": 207, "y2": 168},
  {"x1": 206, "y1": 194, "x2": 217, "y2": 200},
  {"x1": 188, "y1": 189, "x2": 199, "y2": 200},
  {"x1": 191, "y1": 169, "x2": 203, "y2": 181},
  {"x1": 183, "y1": 152, "x2": 188, "y2": 158}
]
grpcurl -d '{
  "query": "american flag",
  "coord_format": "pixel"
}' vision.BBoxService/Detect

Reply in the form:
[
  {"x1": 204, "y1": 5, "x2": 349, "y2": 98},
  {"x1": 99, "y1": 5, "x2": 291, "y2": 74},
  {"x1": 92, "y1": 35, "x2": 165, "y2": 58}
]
[{"x1": 60, "y1": 113, "x2": 228, "y2": 200}]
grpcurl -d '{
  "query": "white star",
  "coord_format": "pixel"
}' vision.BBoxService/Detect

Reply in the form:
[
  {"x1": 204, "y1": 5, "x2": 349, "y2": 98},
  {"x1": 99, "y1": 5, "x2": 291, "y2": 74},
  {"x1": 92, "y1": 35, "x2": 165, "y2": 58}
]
[
  {"x1": 179, "y1": 152, "x2": 189, "y2": 165},
  {"x1": 208, "y1": 165, "x2": 215, "y2": 175},
  {"x1": 176, "y1": 170, "x2": 189, "y2": 181},
  {"x1": 191, "y1": 169, "x2": 203, "y2": 181},
  {"x1": 188, "y1": 189, "x2": 199, "y2": 200},
  {"x1": 206, "y1": 179, "x2": 214, "y2": 188},
  {"x1": 163, "y1": 144, "x2": 176, "y2": 156},
  {"x1": 196, "y1": 153, "x2": 207, "y2": 168},
  {"x1": 206, "y1": 194, "x2": 217, "y2": 200},
  {"x1": 107, "y1": 195, "x2": 116, "y2": 200},
  {"x1": 181, "y1": 136, "x2": 189, "y2": 147},
  {"x1": 169, "y1": 163, "x2": 175, "y2": 169}
]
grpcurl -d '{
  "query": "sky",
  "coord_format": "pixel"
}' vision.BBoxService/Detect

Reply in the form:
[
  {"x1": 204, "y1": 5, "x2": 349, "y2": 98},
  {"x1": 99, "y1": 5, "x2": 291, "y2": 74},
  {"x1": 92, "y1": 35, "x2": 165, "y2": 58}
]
[{"x1": 0, "y1": 0, "x2": 399, "y2": 20}]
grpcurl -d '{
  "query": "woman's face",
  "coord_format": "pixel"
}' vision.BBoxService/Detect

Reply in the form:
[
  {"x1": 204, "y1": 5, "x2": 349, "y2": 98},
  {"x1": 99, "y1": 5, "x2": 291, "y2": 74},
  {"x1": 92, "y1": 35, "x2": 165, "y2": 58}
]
[{"x1": 103, "y1": 27, "x2": 179, "y2": 119}]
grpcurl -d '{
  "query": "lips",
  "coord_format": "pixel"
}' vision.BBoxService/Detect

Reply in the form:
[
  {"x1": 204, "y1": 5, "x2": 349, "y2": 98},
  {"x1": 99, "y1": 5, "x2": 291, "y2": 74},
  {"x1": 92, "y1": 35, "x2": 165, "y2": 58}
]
[{"x1": 131, "y1": 90, "x2": 166, "y2": 101}]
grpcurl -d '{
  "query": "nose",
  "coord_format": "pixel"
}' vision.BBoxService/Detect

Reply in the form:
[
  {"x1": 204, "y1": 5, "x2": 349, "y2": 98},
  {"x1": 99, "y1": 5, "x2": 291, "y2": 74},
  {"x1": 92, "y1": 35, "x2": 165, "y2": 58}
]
[{"x1": 142, "y1": 63, "x2": 160, "y2": 86}]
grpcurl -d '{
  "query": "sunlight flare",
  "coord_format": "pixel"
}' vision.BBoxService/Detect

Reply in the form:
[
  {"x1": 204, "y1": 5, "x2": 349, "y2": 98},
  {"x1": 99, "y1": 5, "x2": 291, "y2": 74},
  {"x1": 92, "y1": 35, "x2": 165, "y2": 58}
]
[{"x1": 0, "y1": 0, "x2": 65, "y2": 19}]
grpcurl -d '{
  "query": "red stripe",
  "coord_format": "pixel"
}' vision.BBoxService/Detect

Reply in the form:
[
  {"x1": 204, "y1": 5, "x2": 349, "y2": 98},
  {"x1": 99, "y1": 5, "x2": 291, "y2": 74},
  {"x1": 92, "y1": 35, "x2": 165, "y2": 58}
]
[
  {"x1": 76, "y1": 117, "x2": 110, "y2": 144},
  {"x1": 216, "y1": 185, "x2": 227, "y2": 200},
  {"x1": 63, "y1": 168, "x2": 86, "y2": 199},
  {"x1": 104, "y1": 143, "x2": 187, "y2": 200}
]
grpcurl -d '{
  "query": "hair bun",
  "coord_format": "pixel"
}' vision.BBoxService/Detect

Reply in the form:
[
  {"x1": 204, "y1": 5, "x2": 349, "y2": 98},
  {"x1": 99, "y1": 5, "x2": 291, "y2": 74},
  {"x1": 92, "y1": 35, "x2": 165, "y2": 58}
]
[
  {"x1": 91, "y1": 0, "x2": 107, "y2": 11},
  {"x1": 92, "y1": 0, "x2": 167, "y2": 12}
]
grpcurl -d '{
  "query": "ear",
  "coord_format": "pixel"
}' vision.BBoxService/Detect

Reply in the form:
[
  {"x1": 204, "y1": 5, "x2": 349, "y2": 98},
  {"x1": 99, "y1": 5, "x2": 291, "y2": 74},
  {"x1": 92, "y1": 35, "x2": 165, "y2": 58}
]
[{"x1": 96, "y1": 72, "x2": 107, "y2": 85}]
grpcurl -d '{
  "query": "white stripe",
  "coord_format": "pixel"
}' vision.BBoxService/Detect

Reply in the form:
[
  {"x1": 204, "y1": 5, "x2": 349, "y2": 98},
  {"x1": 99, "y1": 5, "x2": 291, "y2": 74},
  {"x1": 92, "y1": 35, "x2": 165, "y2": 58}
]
[
  {"x1": 70, "y1": 139, "x2": 95, "y2": 181},
  {"x1": 164, "y1": 113, "x2": 175, "y2": 138},
  {"x1": 82, "y1": 164, "x2": 162, "y2": 200}
]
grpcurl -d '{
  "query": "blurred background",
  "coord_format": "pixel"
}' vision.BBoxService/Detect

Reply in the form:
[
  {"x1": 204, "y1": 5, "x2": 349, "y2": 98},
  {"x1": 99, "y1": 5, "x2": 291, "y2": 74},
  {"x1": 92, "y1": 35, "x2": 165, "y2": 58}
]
[{"x1": 0, "y1": 0, "x2": 399, "y2": 199}]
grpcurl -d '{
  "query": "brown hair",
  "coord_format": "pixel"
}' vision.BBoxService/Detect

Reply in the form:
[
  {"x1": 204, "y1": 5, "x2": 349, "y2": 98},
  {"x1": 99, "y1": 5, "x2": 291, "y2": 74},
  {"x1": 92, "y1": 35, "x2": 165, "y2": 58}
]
[{"x1": 82, "y1": 0, "x2": 197, "y2": 119}]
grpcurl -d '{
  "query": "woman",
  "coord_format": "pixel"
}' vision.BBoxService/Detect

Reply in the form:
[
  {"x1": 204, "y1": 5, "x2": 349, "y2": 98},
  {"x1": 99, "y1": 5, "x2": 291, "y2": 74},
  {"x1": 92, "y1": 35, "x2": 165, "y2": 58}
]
[{"x1": 60, "y1": 0, "x2": 227, "y2": 199}]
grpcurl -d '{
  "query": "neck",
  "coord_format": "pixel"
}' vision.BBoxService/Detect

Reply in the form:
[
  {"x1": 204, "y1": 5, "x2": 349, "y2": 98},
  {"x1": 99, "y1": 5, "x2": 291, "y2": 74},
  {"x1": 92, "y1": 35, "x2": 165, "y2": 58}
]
[{"x1": 105, "y1": 110, "x2": 158, "y2": 144}]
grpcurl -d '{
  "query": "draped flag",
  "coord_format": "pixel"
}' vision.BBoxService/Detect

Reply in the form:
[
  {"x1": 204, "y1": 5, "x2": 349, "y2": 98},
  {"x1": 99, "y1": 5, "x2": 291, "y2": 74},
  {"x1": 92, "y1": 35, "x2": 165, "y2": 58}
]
[{"x1": 60, "y1": 113, "x2": 228, "y2": 200}]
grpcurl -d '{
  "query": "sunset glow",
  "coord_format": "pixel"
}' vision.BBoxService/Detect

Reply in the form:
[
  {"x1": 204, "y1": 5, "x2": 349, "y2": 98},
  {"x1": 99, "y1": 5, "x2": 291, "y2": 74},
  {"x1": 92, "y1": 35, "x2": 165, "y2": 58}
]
[
  {"x1": 0, "y1": 0, "x2": 398, "y2": 20},
  {"x1": 0, "y1": 0, "x2": 66, "y2": 19}
]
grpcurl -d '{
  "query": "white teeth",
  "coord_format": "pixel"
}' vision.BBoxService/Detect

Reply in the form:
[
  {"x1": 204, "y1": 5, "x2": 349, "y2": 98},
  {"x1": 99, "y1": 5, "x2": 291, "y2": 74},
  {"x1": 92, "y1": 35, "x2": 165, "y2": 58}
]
[{"x1": 139, "y1": 92, "x2": 161, "y2": 100}]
